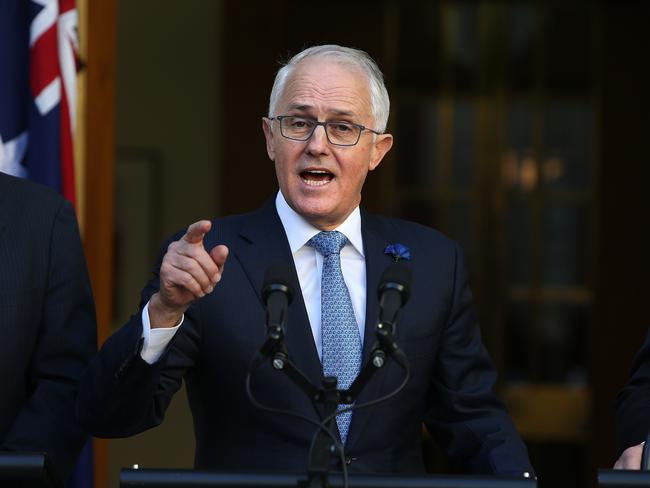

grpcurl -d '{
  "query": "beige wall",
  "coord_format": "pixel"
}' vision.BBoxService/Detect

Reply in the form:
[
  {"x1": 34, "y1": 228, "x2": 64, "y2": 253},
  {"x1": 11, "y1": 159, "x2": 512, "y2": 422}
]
[{"x1": 110, "y1": 1, "x2": 223, "y2": 485}]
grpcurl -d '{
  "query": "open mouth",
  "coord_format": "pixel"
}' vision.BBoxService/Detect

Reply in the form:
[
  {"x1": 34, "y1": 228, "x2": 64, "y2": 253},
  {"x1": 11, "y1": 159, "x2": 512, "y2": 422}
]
[{"x1": 300, "y1": 169, "x2": 334, "y2": 187}]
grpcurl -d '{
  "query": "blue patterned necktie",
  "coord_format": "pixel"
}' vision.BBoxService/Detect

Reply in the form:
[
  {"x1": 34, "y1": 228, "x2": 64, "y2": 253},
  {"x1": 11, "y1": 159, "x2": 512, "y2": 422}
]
[{"x1": 308, "y1": 230, "x2": 362, "y2": 444}]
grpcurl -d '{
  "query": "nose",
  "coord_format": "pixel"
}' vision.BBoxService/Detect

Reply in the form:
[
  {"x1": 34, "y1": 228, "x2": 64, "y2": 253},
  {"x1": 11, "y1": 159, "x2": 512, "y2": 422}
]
[{"x1": 305, "y1": 124, "x2": 330, "y2": 155}]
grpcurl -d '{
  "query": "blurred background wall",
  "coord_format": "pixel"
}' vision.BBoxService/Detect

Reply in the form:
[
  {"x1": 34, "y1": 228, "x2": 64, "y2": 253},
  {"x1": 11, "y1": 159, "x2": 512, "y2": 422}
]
[
  {"x1": 108, "y1": 1, "x2": 222, "y2": 486},
  {"x1": 87, "y1": 1, "x2": 650, "y2": 487}
]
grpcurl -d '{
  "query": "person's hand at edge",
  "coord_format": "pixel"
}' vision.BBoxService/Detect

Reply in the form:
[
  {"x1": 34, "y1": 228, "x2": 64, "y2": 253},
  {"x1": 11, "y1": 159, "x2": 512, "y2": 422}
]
[{"x1": 614, "y1": 442, "x2": 644, "y2": 470}]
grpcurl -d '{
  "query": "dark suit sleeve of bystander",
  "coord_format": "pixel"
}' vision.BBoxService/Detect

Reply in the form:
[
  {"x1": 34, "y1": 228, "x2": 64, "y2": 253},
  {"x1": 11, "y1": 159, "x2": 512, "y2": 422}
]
[{"x1": 0, "y1": 194, "x2": 97, "y2": 480}]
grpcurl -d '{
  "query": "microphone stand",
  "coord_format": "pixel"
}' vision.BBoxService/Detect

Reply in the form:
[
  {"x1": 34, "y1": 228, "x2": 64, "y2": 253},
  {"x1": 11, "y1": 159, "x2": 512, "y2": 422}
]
[{"x1": 253, "y1": 320, "x2": 409, "y2": 488}]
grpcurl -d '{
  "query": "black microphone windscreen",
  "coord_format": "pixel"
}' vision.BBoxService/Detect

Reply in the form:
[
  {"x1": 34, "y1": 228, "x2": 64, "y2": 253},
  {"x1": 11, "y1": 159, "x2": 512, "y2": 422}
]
[
  {"x1": 262, "y1": 262, "x2": 294, "y2": 304},
  {"x1": 378, "y1": 263, "x2": 412, "y2": 303}
]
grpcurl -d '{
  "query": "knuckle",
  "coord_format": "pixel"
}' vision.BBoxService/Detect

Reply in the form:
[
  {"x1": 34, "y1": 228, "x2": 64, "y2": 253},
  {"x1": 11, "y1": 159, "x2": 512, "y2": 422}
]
[
  {"x1": 179, "y1": 274, "x2": 193, "y2": 289},
  {"x1": 160, "y1": 262, "x2": 173, "y2": 277}
]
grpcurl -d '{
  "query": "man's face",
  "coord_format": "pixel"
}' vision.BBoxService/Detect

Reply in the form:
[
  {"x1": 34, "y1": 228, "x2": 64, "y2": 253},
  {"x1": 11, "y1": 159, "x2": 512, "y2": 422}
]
[{"x1": 262, "y1": 58, "x2": 393, "y2": 230}]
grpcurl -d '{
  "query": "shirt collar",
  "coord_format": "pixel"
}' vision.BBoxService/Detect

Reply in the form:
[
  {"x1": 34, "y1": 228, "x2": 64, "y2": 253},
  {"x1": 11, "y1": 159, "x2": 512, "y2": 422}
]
[{"x1": 275, "y1": 190, "x2": 364, "y2": 257}]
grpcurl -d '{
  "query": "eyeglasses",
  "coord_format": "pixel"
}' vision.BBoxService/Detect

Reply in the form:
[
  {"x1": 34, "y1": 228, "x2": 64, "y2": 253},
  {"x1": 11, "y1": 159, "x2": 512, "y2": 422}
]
[{"x1": 269, "y1": 115, "x2": 382, "y2": 147}]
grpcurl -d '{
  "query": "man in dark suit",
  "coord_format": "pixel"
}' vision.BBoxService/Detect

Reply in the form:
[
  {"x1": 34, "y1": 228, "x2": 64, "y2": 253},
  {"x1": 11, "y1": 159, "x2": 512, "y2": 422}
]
[
  {"x1": 78, "y1": 45, "x2": 533, "y2": 476},
  {"x1": 0, "y1": 172, "x2": 97, "y2": 480},
  {"x1": 615, "y1": 329, "x2": 650, "y2": 469}
]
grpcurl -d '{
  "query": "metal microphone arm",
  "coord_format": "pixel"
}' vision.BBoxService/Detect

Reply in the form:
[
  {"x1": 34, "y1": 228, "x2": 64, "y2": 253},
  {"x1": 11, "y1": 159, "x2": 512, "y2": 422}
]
[{"x1": 343, "y1": 320, "x2": 409, "y2": 403}]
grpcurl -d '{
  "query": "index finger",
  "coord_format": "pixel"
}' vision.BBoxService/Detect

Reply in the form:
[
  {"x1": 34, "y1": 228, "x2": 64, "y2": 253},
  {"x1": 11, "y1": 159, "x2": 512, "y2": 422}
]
[{"x1": 183, "y1": 220, "x2": 212, "y2": 245}]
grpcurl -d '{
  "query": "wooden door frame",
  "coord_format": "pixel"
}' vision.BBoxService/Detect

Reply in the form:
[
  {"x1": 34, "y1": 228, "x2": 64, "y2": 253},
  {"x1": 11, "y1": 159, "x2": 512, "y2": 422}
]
[{"x1": 79, "y1": 1, "x2": 115, "y2": 487}]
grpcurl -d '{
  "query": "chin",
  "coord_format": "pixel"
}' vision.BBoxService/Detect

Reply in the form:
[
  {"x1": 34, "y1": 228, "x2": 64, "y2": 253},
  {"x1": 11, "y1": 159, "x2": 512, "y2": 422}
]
[
  {"x1": 297, "y1": 204, "x2": 340, "y2": 229},
  {"x1": 300, "y1": 206, "x2": 334, "y2": 223}
]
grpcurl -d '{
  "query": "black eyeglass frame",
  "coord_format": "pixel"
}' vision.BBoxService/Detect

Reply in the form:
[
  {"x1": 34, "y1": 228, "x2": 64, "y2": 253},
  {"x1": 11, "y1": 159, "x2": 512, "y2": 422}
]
[{"x1": 269, "y1": 115, "x2": 383, "y2": 147}]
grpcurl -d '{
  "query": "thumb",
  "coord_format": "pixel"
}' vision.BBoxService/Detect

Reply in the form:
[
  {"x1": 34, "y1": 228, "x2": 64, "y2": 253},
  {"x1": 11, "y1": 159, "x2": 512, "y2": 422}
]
[{"x1": 183, "y1": 220, "x2": 212, "y2": 245}]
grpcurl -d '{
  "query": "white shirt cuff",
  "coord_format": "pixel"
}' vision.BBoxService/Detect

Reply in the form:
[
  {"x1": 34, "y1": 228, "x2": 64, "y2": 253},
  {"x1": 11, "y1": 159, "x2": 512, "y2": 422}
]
[{"x1": 140, "y1": 301, "x2": 183, "y2": 364}]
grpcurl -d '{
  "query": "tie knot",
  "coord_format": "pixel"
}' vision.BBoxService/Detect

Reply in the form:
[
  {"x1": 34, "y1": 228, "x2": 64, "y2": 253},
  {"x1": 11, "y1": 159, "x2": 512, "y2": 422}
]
[{"x1": 308, "y1": 231, "x2": 348, "y2": 257}]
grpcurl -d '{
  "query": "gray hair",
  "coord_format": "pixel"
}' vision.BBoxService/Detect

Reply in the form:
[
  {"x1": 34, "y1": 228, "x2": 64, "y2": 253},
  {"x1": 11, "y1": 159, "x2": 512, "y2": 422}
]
[{"x1": 268, "y1": 45, "x2": 390, "y2": 132}]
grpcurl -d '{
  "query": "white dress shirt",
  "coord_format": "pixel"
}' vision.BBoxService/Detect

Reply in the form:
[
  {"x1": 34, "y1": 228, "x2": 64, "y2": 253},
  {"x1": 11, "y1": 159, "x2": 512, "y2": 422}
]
[
  {"x1": 275, "y1": 190, "x2": 366, "y2": 359},
  {"x1": 140, "y1": 190, "x2": 367, "y2": 363}
]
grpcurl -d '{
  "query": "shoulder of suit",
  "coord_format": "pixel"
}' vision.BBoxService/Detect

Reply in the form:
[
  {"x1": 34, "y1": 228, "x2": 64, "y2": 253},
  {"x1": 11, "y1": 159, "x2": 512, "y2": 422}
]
[
  {"x1": 0, "y1": 172, "x2": 66, "y2": 214},
  {"x1": 164, "y1": 206, "x2": 264, "y2": 248},
  {"x1": 363, "y1": 210, "x2": 455, "y2": 246}
]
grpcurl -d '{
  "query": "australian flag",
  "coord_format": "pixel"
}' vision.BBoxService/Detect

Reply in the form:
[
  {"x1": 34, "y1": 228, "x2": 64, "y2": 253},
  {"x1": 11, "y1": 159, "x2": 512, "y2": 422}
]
[
  {"x1": 0, "y1": 0, "x2": 78, "y2": 205},
  {"x1": 1, "y1": 1, "x2": 93, "y2": 486}
]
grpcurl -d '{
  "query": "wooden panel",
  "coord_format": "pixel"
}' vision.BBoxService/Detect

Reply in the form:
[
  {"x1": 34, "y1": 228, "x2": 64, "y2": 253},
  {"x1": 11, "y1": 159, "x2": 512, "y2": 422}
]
[
  {"x1": 82, "y1": 0, "x2": 116, "y2": 487},
  {"x1": 83, "y1": 0, "x2": 115, "y2": 350}
]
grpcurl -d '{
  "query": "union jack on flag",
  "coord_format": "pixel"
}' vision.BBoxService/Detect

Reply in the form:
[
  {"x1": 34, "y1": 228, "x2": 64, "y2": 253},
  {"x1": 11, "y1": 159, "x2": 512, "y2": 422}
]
[{"x1": 0, "y1": 0, "x2": 79, "y2": 205}]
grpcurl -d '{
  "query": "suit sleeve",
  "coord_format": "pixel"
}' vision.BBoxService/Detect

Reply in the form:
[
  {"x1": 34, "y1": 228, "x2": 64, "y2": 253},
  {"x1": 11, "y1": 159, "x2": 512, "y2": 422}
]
[
  {"x1": 423, "y1": 243, "x2": 534, "y2": 476},
  {"x1": 76, "y1": 233, "x2": 200, "y2": 438},
  {"x1": 1, "y1": 200, "x2": 97, "y2": 480},
  {"x1": 616, "y1": 328, "x2": 650, "y2": 455}
]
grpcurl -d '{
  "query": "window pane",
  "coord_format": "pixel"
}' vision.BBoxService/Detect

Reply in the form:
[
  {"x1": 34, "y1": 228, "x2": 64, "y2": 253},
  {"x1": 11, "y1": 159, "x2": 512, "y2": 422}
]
[
  {"x1": 537, "y1": 303, "x2": 589, "y2": 383},
  {"x1": 505, "y1": 202, "x2": 532, "y2": 285},
  {"x1": 396, "y1": 101, "x2": 439, "y2": 187},
  {"x1": 541, "y1": 205, "x2": 588, "y2": 286},
  {"x1": 449, "y1": 4, "x2": 478, "y2": 92},
  {"x1": 508, "y1": 5, "x2": 537, "y2": 91},
  {"x1": 504, "y1": 302, "x2": 530, "y2": 382},
  {"x1": 504, "y1": 302, "x2": 589, "y2": 383},
  {"x1": 544, "y1": 5, "x2": 593, "y2": 93},
  {"x1": 542, "y1": 102, "x2": 592, "y2": 190},
  {"x1": 504, "y1": 102, "x2": 536, "y2": 193},
  {"x1": 451, "y1": 101, "x2": 475, "y2": 188},
  {"x1": 397, "y1": 3, "x2": 441, "y2": 90}
]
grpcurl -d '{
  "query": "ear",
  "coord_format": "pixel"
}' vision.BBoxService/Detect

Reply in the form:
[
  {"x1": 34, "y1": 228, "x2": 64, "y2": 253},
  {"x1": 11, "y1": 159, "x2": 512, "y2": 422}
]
[
  {"x1": 262, "y1": 117, "x2": 275, "y2": 161},
  {"x1": 368, "y1": 133, "x2": 393, "y2": 171}
]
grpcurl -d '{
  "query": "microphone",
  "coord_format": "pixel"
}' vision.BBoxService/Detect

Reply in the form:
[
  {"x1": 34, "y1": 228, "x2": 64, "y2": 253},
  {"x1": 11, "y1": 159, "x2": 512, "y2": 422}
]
[
  {"x1": 261, "y1": 262, "x2": 294, "y2": 340},
  {"x1": 374, "y1": 263, "x2": 411, "y2": 369},
  {"x1": 377, "y1": 263, "x2": 411, "y2": 331}
]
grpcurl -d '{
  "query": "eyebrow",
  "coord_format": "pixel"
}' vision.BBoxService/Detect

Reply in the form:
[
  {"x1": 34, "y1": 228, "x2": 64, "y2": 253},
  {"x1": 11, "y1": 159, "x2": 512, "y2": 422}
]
[{"x1": 286, "y1": 103, "x2": 356, "y2": 118}]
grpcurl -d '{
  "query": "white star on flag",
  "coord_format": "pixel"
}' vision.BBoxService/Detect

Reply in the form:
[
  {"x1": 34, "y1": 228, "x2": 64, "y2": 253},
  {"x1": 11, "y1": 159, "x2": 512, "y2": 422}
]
[{"x1": 0, "y1": 131, "x2": 29, "y2": 178}]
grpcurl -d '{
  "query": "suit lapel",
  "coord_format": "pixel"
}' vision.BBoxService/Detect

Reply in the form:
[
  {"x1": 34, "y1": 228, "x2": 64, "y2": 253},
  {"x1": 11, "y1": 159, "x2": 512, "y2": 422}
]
[
  {"x1": 346, "y1": 211, "x2": 394, "y2": 450},
  {"x1": 234, "y1": 200, "x2": 324, "y2": 392},
  {"x1": 360, "y1": 217, "x2": 387, "y2": 366}
]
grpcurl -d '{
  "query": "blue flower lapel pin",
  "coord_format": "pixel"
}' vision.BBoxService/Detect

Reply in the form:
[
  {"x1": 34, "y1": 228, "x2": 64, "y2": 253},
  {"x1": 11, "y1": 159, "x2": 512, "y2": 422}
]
[{"x1": 384, "y1": 243, "x2": 411, "y2": 263}]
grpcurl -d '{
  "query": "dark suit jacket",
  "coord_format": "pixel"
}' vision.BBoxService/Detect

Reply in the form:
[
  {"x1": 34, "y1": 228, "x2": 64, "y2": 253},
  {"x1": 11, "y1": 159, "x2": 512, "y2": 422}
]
[
  {"x1": 0, "y1": 172, "x2": 97, "y2": 479},
  {"x1": 78, "y1": 198, "x2": 532, "y2": 475},
  {"x1": 616, "y1": 328, "x2": 650, "y2": 455}
]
